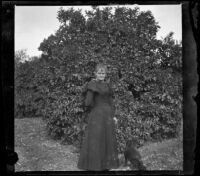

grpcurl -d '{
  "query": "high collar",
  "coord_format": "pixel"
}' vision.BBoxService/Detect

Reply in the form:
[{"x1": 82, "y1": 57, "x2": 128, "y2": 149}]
[{"x1": 94, "y1": 79, "x2": 106, "y2": 83}]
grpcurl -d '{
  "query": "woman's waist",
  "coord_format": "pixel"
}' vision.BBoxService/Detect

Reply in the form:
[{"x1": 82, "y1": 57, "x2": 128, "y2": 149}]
[{"x1": 94, "y1": 101, "x2": 111, "y2": 106}]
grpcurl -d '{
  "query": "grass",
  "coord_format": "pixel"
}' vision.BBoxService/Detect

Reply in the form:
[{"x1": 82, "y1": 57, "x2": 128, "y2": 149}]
[
  {"x1": 139, "y1": 138, "x2": 183, "y2": 170},
  {"x1": 15, "y1": 117, "x2": 183, "y2": 171},
  {"x1": 15, "y1": 117, "x2": 79, "y2": 171}
]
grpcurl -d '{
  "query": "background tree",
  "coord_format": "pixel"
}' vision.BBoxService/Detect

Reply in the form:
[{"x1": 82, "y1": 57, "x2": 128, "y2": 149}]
[
  {"x1": 15, "y1": 52, "x2": 49, "y2": 118},
  {"x1": 15, "y1": 49, "x2": 29, "y2": 65},
  {"x1": 15, "y1": 7, "x2": 182, "y2": 152}
]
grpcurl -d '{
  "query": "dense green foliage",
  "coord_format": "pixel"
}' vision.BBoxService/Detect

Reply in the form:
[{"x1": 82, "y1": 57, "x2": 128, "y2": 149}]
[
  {"x1": 15, "y1": 55, "x2": 47, "y2": 117},
  {"x1": 15, "y1": 6, "x2": 182, "y2": 152}
]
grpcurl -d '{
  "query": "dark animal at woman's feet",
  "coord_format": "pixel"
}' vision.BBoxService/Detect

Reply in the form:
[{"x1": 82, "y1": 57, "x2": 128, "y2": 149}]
[{"x1": 124, "y1": 139, "x2": 146, "y2": 170}]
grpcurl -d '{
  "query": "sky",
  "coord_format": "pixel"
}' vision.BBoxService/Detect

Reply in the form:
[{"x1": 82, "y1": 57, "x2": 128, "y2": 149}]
[{"x1": 15, "y1": 5, "x2": 182, "y2": 57}]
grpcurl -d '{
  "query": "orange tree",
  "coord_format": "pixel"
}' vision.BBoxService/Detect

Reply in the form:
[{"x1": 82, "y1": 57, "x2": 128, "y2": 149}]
[{"x1": 16, "y1": 6, "x2": 182, "y2": 152}]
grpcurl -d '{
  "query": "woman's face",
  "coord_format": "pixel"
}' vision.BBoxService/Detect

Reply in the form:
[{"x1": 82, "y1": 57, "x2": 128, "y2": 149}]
[{"x1": 95, "y1": 68, "x2": 106, "y2": 81}]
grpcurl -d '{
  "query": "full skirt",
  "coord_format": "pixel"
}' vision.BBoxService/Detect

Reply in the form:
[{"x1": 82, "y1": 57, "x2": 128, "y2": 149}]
[{"x1": 77, "y1": 105, "x2": 119, "y2": 171}]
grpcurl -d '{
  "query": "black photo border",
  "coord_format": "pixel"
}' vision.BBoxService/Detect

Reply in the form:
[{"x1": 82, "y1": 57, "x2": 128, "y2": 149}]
[{"x1": 2, "y1": 0, "x2": 199, "y2": 175}]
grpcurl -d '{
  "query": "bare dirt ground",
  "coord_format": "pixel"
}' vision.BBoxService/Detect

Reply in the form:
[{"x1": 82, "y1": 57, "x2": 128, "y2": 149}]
[{"x1": 15, "y1": 117, "x2": 183, "y2": 171}]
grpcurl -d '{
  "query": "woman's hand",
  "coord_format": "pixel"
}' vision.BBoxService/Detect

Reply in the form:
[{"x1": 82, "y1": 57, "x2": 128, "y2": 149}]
[{"x1": 113, "y1": 117, "x2": 118, "y2": 125}]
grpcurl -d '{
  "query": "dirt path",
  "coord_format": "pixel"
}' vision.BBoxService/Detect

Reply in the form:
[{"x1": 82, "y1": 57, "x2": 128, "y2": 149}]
[{"x1": 15, "y1": 118, "x2": 183, "y2": 171}]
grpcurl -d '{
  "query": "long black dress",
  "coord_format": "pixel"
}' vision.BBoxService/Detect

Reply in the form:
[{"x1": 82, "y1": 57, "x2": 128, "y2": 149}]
[{"x1": 77, "y1": 79, "x2": 119, "y2": 171}]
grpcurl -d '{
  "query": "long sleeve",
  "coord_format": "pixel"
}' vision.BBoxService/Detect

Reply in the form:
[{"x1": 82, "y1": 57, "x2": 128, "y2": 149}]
[
  {"x1": 83, "y1": 79, "x2": 97, "y2": 107},
  {"x1": 84, "y1": 90, "x2": 94, "y2": 107},
  {"x1": 108, "y1": 84, "x2": 116, "y2": 116},
  {"x1": 110, "y1": 97, "x2": 116, "y2": 116}
]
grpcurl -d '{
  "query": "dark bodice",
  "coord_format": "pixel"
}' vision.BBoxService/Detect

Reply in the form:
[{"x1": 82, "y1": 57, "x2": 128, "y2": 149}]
[{"x1": 83, "y1": 79, "x2": 115, "y2": 111}]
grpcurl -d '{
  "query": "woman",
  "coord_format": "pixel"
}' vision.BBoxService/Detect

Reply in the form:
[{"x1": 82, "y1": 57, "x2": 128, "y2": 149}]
[{"x1": 77, "y1": 63, "x2": 119, "y2": 171}]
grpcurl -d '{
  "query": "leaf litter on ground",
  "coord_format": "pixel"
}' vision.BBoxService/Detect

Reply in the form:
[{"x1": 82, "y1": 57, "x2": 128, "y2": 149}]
[{"x1": 15, "y1": 118, "x2": 183, "y2": 171}]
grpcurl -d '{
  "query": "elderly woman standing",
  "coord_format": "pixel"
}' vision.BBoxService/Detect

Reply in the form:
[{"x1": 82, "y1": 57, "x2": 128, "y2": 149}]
[{"x1": 77, "y1": 63, "x2": 119, "y2": 171}]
